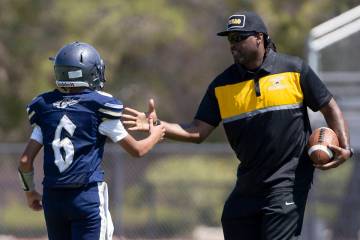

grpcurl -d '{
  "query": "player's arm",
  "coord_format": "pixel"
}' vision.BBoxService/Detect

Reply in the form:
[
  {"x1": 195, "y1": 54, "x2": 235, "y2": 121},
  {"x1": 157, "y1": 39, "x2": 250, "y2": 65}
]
[
  {"x1": 122, "y1": 99, "x2": 215, "y2": 143},
  {"x1": 317, "y1": 97, "x2": 351, "y2": 170},
  {"x1": 19, "y1": 139, "x2": 42, "y2": 172},
  {"x1": 118, "y1": 118, "x2": 165, "y2": 157},
  {"x1": 99, "y1": 116, "x2": 165, "y2": 158},
  {"x1": 98, "y1": 97, "x2": 164, "y2": 157},
  {"x1": 18, "y1": 137, "x2": 43, "y2": 211}
]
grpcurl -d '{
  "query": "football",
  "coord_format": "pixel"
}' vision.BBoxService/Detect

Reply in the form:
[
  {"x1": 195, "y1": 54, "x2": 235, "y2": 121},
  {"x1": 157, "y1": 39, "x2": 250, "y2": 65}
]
[{"x1": 308, "y1": 127, "x2": 339, "y2": 165}]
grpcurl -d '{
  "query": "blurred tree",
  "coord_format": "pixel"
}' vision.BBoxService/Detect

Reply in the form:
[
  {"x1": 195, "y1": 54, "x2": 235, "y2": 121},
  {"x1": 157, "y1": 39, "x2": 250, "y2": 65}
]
[
  {"x1": 0, "y1": 0, "x2": 191, "y2": 140},
  {"x1": 0, "y1": 0, "x2": 358, "y2": 140}
]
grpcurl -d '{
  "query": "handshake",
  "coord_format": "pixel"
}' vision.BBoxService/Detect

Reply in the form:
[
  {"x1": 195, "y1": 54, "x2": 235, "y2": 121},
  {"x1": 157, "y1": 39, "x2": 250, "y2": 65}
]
[{"x1": 122, "y1": 99, "x2": 165, "y2": 141}]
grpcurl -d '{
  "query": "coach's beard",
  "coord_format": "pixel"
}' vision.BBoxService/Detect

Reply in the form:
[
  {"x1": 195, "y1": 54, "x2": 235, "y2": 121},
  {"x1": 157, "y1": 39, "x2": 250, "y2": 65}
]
[{"x1": 232, "y1": 51, "x2": 259, "y2": 69}]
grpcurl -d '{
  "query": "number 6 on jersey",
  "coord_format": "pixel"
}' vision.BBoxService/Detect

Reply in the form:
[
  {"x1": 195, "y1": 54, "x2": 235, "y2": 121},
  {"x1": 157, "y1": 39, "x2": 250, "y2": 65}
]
[{"x1": 52, "y1": 115, "x2": 76, "y2": 172}]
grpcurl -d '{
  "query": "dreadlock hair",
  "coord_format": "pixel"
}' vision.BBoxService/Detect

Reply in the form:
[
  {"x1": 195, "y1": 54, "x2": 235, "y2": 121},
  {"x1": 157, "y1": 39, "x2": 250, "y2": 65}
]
[{"x1": 264, "y1": 34, "x2": 277, "y2": 53}]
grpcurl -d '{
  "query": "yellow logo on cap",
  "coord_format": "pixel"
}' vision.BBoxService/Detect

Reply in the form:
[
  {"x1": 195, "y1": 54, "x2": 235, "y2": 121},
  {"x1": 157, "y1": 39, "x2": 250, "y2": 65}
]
[{"x1": 229, "y1": 18, "x2": 242, "y2": 25}]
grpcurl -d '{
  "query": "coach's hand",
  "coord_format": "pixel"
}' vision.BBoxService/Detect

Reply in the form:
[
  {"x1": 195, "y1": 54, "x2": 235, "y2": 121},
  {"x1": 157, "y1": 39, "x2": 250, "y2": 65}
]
[
  {"x1": 149, "y1": 117, "x2": 165, "y2": 142},
  {"x1": 122, "y1": 98, "x2": 158, "y2": 131},
  {"x1": 146, "y1": 98, "x2": 158, "y2": 121},
  {"x1": 314, "y1": 144, "x2": 350, "y2": 170},
  {"x1": 25, "y1": 190, "x2": 43, "y2": 211}
]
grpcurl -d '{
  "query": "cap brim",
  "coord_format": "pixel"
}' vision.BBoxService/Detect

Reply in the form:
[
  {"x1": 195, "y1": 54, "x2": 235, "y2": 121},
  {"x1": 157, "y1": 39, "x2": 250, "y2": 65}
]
[
  {"x1": 217, "y1": 31, "x2": 230, "y2": 36},
  {"x1": 217, "y1": 30, "x2": 254, "y2": 36}
]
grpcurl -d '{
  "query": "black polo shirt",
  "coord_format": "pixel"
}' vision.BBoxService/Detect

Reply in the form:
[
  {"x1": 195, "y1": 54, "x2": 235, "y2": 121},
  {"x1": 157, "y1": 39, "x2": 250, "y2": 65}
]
[{"x1": 195, "y1": 50, "x2": 332, "y2": 195}]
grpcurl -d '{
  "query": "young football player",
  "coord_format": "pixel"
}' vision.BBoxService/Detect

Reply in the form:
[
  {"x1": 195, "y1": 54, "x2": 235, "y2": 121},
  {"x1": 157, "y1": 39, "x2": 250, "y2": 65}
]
[{"x1": 18, "y1": 42, "x2": 165, "y2": 240}]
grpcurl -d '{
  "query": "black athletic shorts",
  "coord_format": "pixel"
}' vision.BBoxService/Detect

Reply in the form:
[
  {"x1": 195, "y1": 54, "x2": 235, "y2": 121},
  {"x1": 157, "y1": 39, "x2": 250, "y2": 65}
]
[{"x1": 221, "y1": 189, "x2": 309, "y2": 240}]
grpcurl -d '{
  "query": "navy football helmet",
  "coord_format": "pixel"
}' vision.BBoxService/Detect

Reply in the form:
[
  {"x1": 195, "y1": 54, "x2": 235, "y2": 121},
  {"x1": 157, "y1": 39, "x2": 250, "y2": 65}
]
[{"x1": 53, "y1": 42, "x2": 105, "y2": 90}]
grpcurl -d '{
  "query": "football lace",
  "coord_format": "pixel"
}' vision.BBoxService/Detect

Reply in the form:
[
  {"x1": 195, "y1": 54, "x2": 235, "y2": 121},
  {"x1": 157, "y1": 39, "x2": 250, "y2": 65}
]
[{"x1": 318, "y1": 128, "x2": 325, "y2": 143}]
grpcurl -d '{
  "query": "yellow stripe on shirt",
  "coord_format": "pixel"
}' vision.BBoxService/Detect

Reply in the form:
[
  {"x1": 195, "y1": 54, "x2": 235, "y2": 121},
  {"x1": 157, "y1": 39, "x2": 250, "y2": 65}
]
[{"x1": 214, "y1": 72, "x2": 303, "y2": 120}]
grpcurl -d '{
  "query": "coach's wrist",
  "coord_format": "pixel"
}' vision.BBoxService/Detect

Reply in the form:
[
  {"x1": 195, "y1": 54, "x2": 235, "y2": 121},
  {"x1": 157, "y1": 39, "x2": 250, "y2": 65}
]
[{"x1": 345, "y1": 146, "x2": 354, "y2": 159}]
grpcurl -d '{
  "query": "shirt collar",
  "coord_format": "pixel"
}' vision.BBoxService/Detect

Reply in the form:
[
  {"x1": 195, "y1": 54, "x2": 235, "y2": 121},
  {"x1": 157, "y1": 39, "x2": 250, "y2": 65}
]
[{"x1": 261, "y1": 49, "x2": 276, "y2": 73}]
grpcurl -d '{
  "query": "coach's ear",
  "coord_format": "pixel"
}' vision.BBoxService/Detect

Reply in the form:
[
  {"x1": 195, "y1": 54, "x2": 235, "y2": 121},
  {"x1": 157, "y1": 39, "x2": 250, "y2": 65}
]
[{"x1": 255, "y1": 33, "x2": 264, "y2": 47}]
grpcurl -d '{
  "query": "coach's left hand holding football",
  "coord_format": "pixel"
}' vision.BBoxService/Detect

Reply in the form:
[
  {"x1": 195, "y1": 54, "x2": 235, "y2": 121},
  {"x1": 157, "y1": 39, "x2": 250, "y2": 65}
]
[
  {"x1": 310, "y1": 96, "x2": 354, "y2": 170},
  {"x1": 315, "y1": 144, "x2": 353, "y2": 170}
]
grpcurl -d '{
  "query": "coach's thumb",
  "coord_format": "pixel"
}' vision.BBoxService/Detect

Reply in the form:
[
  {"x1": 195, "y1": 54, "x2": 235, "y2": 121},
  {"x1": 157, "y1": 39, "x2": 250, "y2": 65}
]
[{"x1": 148, "y1": 98, "x2": 156, "y2": 113}]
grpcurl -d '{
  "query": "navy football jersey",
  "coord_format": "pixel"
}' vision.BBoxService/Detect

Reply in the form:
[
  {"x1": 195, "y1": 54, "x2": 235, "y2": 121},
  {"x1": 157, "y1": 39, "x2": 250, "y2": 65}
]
[{"x1": 27, "y1": 89, "x2": 123, "y2": 188}]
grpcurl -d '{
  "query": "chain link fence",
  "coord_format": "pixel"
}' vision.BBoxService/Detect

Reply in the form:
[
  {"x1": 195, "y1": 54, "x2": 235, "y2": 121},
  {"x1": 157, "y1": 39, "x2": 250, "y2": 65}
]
[
  {"x1": 304, "y1": 8, "x2": 360, "y2": 240},
  {"x1": 0, "y1": 143, "x2": 359, "y2": 240}
]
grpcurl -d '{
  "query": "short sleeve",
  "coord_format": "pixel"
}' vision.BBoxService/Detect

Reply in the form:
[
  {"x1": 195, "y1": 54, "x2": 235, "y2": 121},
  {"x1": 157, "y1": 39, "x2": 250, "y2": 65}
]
[
  {"x1": 98, "y1": 98, "x2": 124, "y2": 120},
  {"x1": 30, "y1": 125, "x2": 43, "y2": 144},
  {"x1": 99, "y1": 119, "x2": 128, "y2": 142},
  {"x1": 194, "y1": 84, "x2": 222, "y2": 127},
  {"x1": 300, "y1": 63, "x2": 332, "y2": 112}
]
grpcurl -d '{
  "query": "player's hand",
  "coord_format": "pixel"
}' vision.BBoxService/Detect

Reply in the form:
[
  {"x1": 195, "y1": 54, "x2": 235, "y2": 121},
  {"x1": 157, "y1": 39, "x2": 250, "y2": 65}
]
[
  {"x1": 314, "y1": 144, "x2": 350, "y2": 170},
  {"x1": 25, "y1": 190, "x2": 43, "y2": 211},
  {"x1": 122, "y1": 107, "x2": 148, "y2": 131},
  {"x1": 149, "y1": 117, "x2": 165, "y2": 142},
  {"x1": 122, "y1": 98, "x2": 158, "y2": 131}
]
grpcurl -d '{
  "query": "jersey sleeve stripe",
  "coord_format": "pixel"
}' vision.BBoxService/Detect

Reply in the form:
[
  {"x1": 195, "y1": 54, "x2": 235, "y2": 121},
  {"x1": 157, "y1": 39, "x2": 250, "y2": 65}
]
[
  {"x1": 98, "y1": 108, "x2": 122, "y2": 117},
  {"x1": 104, "y1": 103, "x2": 123, "y2": 109},
  {"x1": 27, "y1": 108, "x2": 36, "y2": 121}
]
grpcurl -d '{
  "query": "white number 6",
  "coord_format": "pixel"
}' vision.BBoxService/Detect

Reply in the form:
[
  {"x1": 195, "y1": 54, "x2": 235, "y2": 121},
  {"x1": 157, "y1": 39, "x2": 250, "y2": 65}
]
[{"x1": 52, "y1": 115, "x2": 76, "y2": 173}]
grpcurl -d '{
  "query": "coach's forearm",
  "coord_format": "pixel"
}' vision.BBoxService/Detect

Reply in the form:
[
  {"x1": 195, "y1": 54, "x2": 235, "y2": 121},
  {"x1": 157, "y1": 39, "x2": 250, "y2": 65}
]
[
  {"x1": 321, "y1": 98, "x2": 350, "y2": 148},
  {"x1": 161, "y1": 121, "x2": 201, "y2": 143},
  {"x1": 162, "y1": 120, "x2": 215, "y2": 144}
]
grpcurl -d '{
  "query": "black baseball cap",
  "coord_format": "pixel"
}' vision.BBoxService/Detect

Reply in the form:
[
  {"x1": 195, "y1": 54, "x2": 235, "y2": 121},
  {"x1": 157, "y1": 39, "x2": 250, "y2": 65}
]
[{"x1": 217, "y1": 11, "x2": 268, "y2": 36}]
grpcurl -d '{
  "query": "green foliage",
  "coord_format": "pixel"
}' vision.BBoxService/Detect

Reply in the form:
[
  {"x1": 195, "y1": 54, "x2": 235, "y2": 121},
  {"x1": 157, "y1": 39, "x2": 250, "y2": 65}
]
[
  {"x1": 317, "y1": 160, "x2": 353, "y2": 197},
  {"x1": 314, "y1": 160, "x2": 353, "y2": 222},
  {"x1": 146, "y1": 156, "x2": 237, "y2": 183},
  {"x1": 1, "y1": 198, "x2": 46, "y2": 230},
  {"x1": 121, "y1": 156, "x2": 237, "y2": 236},
  {"x1": 0, "y1": 1, "x2": 358, "y2": 140}
]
